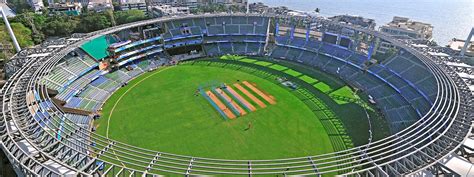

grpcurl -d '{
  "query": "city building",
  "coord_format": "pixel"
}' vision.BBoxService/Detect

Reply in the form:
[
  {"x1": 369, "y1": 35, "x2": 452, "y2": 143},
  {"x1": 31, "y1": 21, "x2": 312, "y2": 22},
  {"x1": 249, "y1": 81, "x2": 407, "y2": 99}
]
[
  {"x1": 0, "y1": 3, "x2": 16, "y2": 17},
  {"x1": 200, "y1": 0, "x2": 247, "y2": 6},
  {"x1": 151, "y1": 0, "x2": 197, "y2": 7},
  {"x1": 266, "y1": 6, "x2": 289, "y2": 15},
  {"x1": 118, "y1": 0, "x2": 145, "y2": 3},
  {"x1": 448, "y1": 38, "x2": 474, "y2": 57},
  {"x1": 329, "y1": 15, "x2": 376, "y2": 30},
  {"x1": 87, "y1": 0, "x2": 113, "y2": 12},
  {"x1": 48, "y1": 3, "x2": 82, "y2": 15},
  {"x1": 378, "y1": 16, "x2": 433, "y2": 54},
  {"x1": 150, "y1": 0, "x2": 245, "y2": 8},
  {"x1": 27, "y1": 0, "x2": 45, "y2": 12},
  {"x1": 150, "y1": 4, "x2": 189, "y2": 16},
  {"x1": 380, "y1": 16, "x2": 433, "y2": 40},
  {"x1": 119, "y1": 2, "x2": 148, "y2": 11},
  {"x1": 248, "y1": 2, "x2": 268, "y2": 14}
]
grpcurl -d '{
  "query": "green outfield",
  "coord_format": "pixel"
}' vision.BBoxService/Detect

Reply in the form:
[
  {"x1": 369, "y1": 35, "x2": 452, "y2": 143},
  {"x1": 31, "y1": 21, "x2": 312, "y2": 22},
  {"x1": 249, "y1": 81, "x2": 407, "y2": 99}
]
[
  {"x1": 96, "y1": 55, "x2": 390, "y2": 162},
  {"x1": 97, "y1": 63, "x2": 334, "y2": 159}
]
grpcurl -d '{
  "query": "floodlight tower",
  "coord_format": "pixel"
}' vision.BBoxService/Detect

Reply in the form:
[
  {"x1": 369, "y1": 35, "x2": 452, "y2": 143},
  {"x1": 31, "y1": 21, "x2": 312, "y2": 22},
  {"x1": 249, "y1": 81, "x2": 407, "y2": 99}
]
[
  {"x1": 460, "y1": 27, "x2": 474, "y2": 57},
  {"x1": 1, "y1": 7, "x2": 21, "y2": 52},
  {"x1": 246, "y1": 1, "x2": 249, "y2": 14}
]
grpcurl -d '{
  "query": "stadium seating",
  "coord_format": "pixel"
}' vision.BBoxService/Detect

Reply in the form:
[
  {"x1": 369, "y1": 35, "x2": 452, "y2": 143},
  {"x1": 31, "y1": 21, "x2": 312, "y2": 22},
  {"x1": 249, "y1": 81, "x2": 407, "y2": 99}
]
[
  {"x1": 233, "y1": 42, "x2": 247, "y2": 55},
  {"x1": 55, "y1": 69, "x2": 102, "y2": 101},
  {"x1": 203, "y1": 43, "x2": 220, "y2": 56},
  {"x1": 43, "y1": 15, "x2": 436, "y2": 134},
  {"x1": 383, "y1": 52, "x2": 438, "y2": 102},
  {"x1": 42, "y1": 50, "x2": 98, "y2": 91},
  {"x1": 90, "y1": 76, "x2": 121, "y2": 92},
  {"x1": 183, "y1": 16, "x2": 269, "y2": 57},
  {"x1": 5, "y1": 15, "x2": 470, "y2": 177},
  {"x1": 65, "y1": 114, "x2": 91, "y2": 128},
  {"x1": 55, "y1": 52, "x2": 166, "y2": 112},
  {"x1": 270, "y1": 36, "x2": 435, "y2": 132}
]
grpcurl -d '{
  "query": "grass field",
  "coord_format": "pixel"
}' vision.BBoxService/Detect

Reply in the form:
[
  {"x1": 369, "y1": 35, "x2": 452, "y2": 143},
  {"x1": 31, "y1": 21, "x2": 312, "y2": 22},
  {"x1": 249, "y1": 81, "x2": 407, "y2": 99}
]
[
  {"x1": 97, "y1": 64, "x2": 335, "y2": 160},
  {"x1": 96, "y1": 55, "x2": 391, "y2": 167},
  {"x1": 299, "y1": 75, "x2": 318, "y2": 84},
  {"x1": 216, "y1": 55, "x2": 390, "y2": 145}
]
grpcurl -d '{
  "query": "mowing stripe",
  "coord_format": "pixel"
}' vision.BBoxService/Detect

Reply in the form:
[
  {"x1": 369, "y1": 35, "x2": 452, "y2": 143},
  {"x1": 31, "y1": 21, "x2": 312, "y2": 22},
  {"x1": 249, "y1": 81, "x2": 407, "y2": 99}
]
[
  {"x1": 234, "y1": 83, "x2": 266, "y2": 108},
  {"x1": 212, "y1": 88, "x2": 241, "y2": 116},
  {"x1": 268, "y1": 64, "x2": 288, "y2": 71},
  {"x1": 242, "y1": 81, "x2": 276, "y2": 105},
  {"x1": 105, "y1": 67, "x2": 173, "y2": 169},
  {"x1": 206, "y1": 91, "x2": 236, "y2": 119},
  {"x1": 106, "y1": 67, "x2": 172, "y2": 138},
  {"x1": 216, "y1": 88, "x2": 247, "y2": 116},
  {"x1": 224, "y1": 85, "x2": 257, "y2": 111},
  {"x1": 200, "y1": 89, "x2": 228, "y2": 120},
  {"x1": 240, "y1": 58, "x2": 257, "y2": 63}
]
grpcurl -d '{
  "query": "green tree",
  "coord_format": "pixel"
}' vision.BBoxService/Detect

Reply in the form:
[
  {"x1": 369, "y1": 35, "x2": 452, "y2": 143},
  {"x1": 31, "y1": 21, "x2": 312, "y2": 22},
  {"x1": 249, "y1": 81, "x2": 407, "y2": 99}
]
[
  {"x1": 229, "y1": 5, "x2": 244, "y2": 13},
  {"x1": 7, "y1": 0, "x2": 32, "y2": 13},
  {"x1": 192, "y1": 4, "x2": 229, "y2": 14},
  {"x1": 6, "y1": 9, "x2": 151, "y2": 46},
  {"x1": 43, "y1": 16, "x2": 79, "y2": 36},
  {"x1": 114, "y1": 10, "x2": 148, "y2": 25},
  {"x1": 75, "y1": 13, "x2": 111, "y2": 33},
  {"x1": 10, "y1": 23, "x2": 34, "y2": 47},
  {"x1": 106, "y1": 9, "x2": 116, "y2": 26},
  {"x1": 112, "y1": 2, "x2": 121, "y2": 11},
  {"x1": 0, "y1": 22, "x2": 34, "y2": 59},
  {"x1": 11, "y1": 12, "x2": 47, "y2": 43},
  {"x1": 42, "y1": 0, "x2": 49, "y2": 7}
]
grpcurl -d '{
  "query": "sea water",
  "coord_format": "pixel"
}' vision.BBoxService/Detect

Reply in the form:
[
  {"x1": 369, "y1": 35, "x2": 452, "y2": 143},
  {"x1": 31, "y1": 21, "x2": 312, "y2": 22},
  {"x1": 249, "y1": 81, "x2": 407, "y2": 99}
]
[{"x1": 251, "y1": 0, "x2": 474, "y2": 45}]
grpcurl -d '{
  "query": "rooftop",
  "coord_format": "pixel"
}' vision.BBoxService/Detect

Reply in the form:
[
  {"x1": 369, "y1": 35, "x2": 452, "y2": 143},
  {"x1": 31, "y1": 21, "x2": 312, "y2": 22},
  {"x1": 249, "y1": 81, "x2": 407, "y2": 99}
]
[
  {"x1": 0, "y1": 3, "x2": 15, "y2": 17},
  {"x1": 380, "y1": 16, "x2": 433, "y2": 40},
  {"x1": 386, "y1": 16, "x2": 433, "y2": 30},
  {"x1": 448, "y1": 38, "x2": 474, "y2": 56},
  {"x1": 329, "y1": 14, "x2": 376, "y2": 29}
]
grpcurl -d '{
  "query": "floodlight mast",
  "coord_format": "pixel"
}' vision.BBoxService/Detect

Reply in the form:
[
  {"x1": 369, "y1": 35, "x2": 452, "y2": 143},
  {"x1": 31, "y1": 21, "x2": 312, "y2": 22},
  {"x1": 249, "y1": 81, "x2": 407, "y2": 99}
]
[
  {"x1": 246, "y1": 1, "x2": 249, "y2": 14},
  {"x1": 1, "y1": 7, "x2": 21, "y2": 52},
  {"x1": 460, "y1": 27, "x2": 474, "y2": 57}
]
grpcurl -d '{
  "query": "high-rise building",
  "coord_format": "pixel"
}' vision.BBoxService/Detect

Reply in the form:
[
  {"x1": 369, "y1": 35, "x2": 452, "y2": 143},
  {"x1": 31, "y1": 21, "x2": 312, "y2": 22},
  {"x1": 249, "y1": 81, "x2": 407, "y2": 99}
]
[
  {"x1": 27, "y1": 0, "x2": 45, "y2": 11},
  {"x1": 87, "y1": 0, "x2": 112, "y2": 12},
  {"x1": 380, "y1": 16, "x2": 433, "y2": 40},
  {"x1": 149, "y1": 0, "x2": 246, "y2": 7},
  {"x1": 329, "y1": 15, "x2": 376, "y2": 30},
  {"x1": 448, "y1": 39, "x2": 474, "y2": 57},
  {"x1": 378, "y1": 16, "x2": 433, "y2": 54}
]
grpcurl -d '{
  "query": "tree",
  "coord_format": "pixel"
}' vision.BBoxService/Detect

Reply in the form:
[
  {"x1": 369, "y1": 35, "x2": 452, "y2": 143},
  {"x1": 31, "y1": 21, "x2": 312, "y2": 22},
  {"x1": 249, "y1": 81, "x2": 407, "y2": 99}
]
[
  {"x1": 114, "y1": 10, "x2": 148, "y2": 25},
  {"x1": 5, "y1": 9, "x2": 150, "y2": 46},
  {"x1": 42, "y1": 0, "x2": 49, "y2": 7},
  {"x1": 8, "y1": 0, "x2": 32, "y2": 13},
  {"x1": 229, "y1": 5, "x2": 245, "y2": 13},
  {"x1": 0, "y1": 22, "x2": 34, "y2": 59},
  {"x1": 314, "y1": 8, "x2": 320, "y2": 13},
  {"x1": 75, "y1": 13, "x2": 111, "y2": 33},
  {"x1": 11, "y1": 12, "x2": 47, "y2": 43},
  {"x1": 10, "y1": 23, "x2": 34, "y2": 47},
  {"x1": 106, "y1": 9, "x2": 116, "y2": 26},
  {"x1": 192, "y1": 4, "x2": 229, "y2": 14},
  {"x1": 112, "y1": 2, "x2": 121, "y2": 11},
  {"x1": 43, "y1": 16, "x2": 79, "y2": 36}
]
